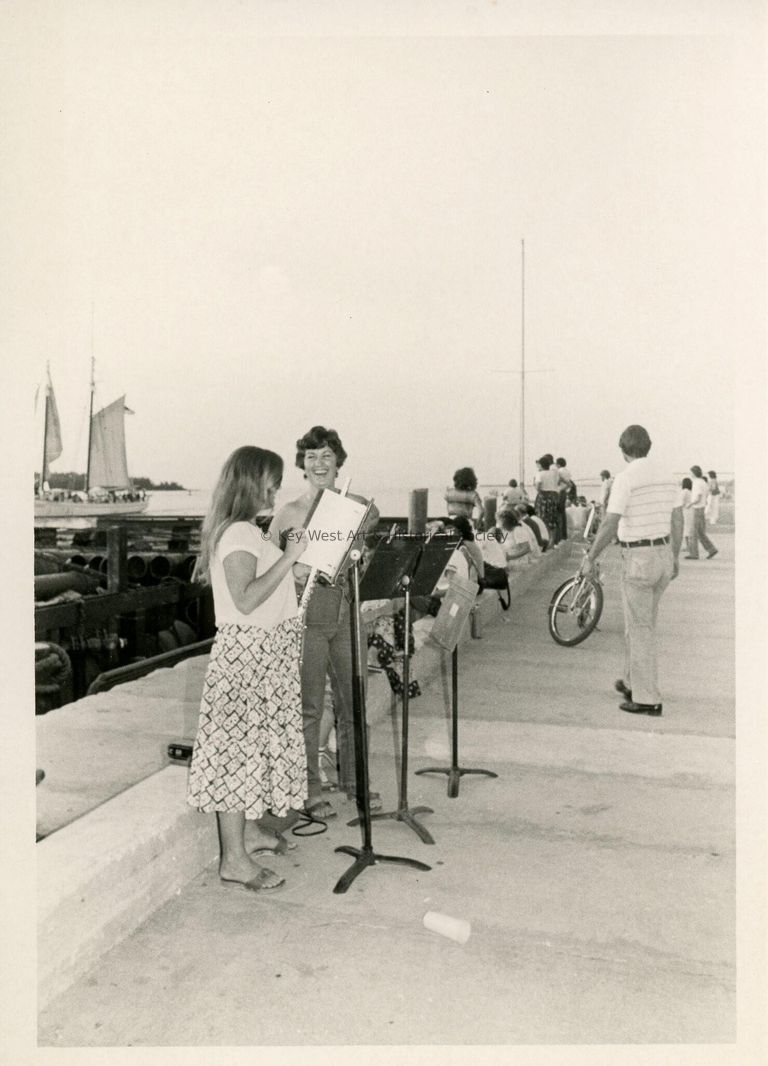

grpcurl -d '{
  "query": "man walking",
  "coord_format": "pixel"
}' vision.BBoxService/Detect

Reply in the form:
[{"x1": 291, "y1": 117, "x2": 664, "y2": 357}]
[
  {"x1": 685, "y1": 464, "x2": 718, "y2": 560},
  {"x1": 579, "y1": 425, "x2": 683, "y2": 717}
]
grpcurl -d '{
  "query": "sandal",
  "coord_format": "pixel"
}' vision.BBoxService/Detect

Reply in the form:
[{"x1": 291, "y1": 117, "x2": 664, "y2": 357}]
[
  {"x1": 304, "y1": 799, "x2": 337, "y2": 821},
  {"x1": 220, "y1": 866, "x2": 285, "y2": 891}
]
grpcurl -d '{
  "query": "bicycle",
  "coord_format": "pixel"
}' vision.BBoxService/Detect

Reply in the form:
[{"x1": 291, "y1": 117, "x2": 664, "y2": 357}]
[{"x1": 547, "y1": 504, "x2": 604, "y2": 646}]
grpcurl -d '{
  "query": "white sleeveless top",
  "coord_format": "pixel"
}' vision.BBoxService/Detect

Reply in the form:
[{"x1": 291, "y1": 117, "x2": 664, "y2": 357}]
[{"x1": 210, "y1": 521, "x2": 298, "y2": 629}]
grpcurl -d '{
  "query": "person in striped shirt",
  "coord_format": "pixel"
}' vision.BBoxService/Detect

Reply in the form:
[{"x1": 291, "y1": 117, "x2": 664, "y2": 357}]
[{"x1": 579, "y1": 424, "x2": 683, "y2": 717}]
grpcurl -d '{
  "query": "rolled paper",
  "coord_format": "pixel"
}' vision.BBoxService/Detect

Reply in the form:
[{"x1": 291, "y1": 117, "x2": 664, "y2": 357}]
[{"x1": 423, "y1": 910, "x2": 471, "y2": 944}]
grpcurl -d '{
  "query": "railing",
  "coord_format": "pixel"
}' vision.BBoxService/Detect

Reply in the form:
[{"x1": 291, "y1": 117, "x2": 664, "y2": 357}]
[{"x1": 87, "y1": 638, "x2": 215, "y2": 695}]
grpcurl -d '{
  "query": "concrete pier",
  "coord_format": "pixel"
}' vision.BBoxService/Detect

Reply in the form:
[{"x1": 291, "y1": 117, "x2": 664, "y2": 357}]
[{"x1": 36, "y1": 535, "x2": 738, "y2": 1048}]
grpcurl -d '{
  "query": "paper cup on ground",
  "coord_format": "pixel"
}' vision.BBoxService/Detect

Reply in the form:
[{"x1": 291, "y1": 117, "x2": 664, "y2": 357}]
[{"x1": 423, "y1": 910, "x2": 471, "y2": 944}]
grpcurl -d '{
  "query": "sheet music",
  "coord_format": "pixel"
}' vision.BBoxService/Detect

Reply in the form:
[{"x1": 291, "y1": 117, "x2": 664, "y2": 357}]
[{"x1": 298, "y1": 489, "x2": 371, "y2": 579}]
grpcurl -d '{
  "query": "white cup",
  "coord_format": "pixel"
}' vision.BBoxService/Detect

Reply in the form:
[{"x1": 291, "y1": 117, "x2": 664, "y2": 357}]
[{"x1": 423, "y1": 910, "x2": 471, "y2": 944}]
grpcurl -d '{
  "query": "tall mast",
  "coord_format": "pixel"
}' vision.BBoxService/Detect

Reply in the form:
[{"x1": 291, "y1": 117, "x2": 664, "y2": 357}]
[
  {"x1": 85, "y1": 306, "x2": 95, "y2": 492},
  {"x1": 519, "y1": 238, "x2": 525, "y2": 487}
]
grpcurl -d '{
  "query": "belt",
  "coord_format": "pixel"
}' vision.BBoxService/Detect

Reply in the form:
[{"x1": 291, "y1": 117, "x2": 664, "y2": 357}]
[{"x1": 619, "y1": 537, "x2": 669, "y2": 548}]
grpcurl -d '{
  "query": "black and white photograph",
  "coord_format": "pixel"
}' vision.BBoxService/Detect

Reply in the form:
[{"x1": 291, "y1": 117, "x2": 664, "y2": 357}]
[{"x1": 1, "y1": 1, "x2": 765, "y2": 1063}]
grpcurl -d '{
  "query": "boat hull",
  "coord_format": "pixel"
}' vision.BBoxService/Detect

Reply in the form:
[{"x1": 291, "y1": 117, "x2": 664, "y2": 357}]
[{"x1": 34, "y1": 500, "x2": 149, "y2": 526}]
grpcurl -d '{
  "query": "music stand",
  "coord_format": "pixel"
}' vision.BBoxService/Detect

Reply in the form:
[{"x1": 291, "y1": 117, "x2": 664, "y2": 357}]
[
  {"x1": 416, "y1": 581, "x2": 499, "y2": 799},
  {"x1": 333, "y1": 549, "x2": 432, "y2": 894},
  {"x1": 350, "y1": 532, "x2": 459, "y2": 844}
]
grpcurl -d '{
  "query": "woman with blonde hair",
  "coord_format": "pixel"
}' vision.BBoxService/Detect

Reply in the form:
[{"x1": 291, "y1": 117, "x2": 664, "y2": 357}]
[{"x1": 188, "y1": 446, "x2": 308, "y2": 892}]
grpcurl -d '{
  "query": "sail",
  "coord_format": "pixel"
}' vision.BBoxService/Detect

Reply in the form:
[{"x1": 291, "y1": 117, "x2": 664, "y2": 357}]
[
  {"x1": 44, "y1": 370, "x2": 63, "y2": 469},
  {"x1": 88, "y1": 396, "x2": 132, "y2": 489}
]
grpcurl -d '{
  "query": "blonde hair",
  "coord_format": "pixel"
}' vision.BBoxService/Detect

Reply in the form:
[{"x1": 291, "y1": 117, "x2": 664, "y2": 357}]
[{"x1": 194, "y1": 446, "x2": 283, "y2": 585}]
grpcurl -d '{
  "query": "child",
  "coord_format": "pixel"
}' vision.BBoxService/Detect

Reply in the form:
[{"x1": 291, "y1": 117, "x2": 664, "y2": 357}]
[{"x1": 187, "y1": 446, "x2": 307, "y2": 892}]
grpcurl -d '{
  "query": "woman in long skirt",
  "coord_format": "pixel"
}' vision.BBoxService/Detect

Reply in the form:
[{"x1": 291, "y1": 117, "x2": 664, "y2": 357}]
[
  {"x1": 533, "y1": 454, "x2": 563, "y2": 543},
  {"x1": 187, "y1": 446, "x2": 308, "y2": 892}
]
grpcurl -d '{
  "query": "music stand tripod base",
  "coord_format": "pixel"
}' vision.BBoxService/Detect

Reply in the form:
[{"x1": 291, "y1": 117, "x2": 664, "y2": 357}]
[
  {"x1": 348, "y1": 804, "x2": 436, "y2": 845},
  {"x1": 415, "y1": 764, "x2": 497, "y2": 799},
  {"x1": 415, "y1": 644, "x2": 498, "y2": 798}
]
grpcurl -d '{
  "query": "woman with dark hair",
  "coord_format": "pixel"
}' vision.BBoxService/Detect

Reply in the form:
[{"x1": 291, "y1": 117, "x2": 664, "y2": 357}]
[
  {"x1": 444, "y1": 466, "x2": 483, "y2": 523},
  {"x1": 270, "y1": 425, "x2": 380, "y2": 821},
  {"x1": 533, "y1": 454, "x2": 563, "y2": 543},
  {"x1": 187, "y1": 446, "x2": 308, "y2": 892}
]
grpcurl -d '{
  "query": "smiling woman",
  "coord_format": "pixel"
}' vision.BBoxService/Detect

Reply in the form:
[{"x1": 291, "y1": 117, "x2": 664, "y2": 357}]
[{"x1": 269, "y1": 424, "x2": 380, "y2": 822}]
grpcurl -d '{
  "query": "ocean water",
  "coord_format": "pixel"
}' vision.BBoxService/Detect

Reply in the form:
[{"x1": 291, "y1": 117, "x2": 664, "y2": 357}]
[
  {"x1": 145, "y1": 474, "x2": 734, "y2": 523},
  {"x1": 145, "y1": 480, "x2": 608, "y2": 520}
]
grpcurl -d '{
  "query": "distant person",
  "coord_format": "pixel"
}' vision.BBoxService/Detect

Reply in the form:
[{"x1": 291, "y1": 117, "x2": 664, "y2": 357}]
[
  {"x1": 686, "y1": 465, "x2": 718, "y2": 560},
  {"x1": 705, "y1": 470, "x2": 721, "y2": 526},
  {"x1": 681, "y1": 477, "x2": 694, "y2": 554},
  {"x1": 556, "y1": 457, "x2": 577, "y2": 502},
  {"x1": 270, "y1": 425, "x2": 381, "y2": 822},
  {"x1": 444, "y1": 467, "x2": 483, "y2": 524},
  {"x1": 187, "y1": 446, "x2": 308, "y2": 892},
  {"x1": 503, "y1": 479, "x2": 526, "y2": 509},
  {"x1": 599, "y1": 469, "x2": 613, "y2": 512},
  {"x1": 533, "y1": 455, "x2": 562, "y2": 543},
  {"x1": 579, "y1": 424, "x2": 683, "y2": 717}
]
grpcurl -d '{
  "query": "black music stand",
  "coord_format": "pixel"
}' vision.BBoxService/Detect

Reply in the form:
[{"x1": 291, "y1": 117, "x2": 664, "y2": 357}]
[
  {"x1": 333, "y1": 549, "x2": 432, "y2": 894},
  {"x1": 415, "y1": 599, "x2": 498, "y2": 800},
  {"x1": 350, "y1": 532, "x2": 458, "y2": 844}
]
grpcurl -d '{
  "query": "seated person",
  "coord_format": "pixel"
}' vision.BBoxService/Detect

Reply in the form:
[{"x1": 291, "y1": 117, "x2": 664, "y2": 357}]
[
  {"x1": 423, "y1": 516, "x2": 485, "y2": 610},
  {"x1": 498, "y1": 510, "x2": 537, "y2": 568},
  {"x1": 503, "y1": 479, "x2": 526, "y2": 508},
  {"x1": 516, "y1": 503, "x2": 551, "y2": 552},
  {"x1": 478, "y1": 525, "x2": 509, "y2": 570}
]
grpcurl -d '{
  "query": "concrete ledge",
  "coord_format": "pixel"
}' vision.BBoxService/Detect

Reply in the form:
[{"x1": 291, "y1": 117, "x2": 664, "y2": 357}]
[{"x1": 38, "y1": 765, "x2": 218, "y2": 1011}]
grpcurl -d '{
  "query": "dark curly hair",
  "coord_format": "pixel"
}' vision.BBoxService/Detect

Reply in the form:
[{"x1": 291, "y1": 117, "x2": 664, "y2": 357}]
[
  {"x1": 295, "y1": 425, "x2": 348, "y2": 470},
  {"x1": 452, "y1": 466, "x2": 478, "y2": 491}
]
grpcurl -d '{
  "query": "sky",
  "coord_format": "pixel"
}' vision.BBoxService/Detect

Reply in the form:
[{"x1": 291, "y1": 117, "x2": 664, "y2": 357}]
[{"x1": 3, "y1": 1, "x2": 764, "y2": 503}]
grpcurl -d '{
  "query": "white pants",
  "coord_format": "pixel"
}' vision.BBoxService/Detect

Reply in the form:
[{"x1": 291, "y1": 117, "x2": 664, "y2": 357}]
[{"x1": 620, "y1": 544, "x2": 674, "y2": 706}]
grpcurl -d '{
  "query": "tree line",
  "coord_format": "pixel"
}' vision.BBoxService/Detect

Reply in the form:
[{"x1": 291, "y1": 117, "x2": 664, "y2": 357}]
[{"x1": 44, "y1": 472, "x2": 186, "y2": 491}]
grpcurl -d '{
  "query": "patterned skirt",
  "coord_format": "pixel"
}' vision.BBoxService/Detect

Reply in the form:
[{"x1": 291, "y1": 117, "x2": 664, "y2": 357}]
[
  {"x1": 187, "y1": 618, "x2": 307, "y2": 819},
  {"x1": 535, "y1": 491, "x2": 560, "y2": 538}
]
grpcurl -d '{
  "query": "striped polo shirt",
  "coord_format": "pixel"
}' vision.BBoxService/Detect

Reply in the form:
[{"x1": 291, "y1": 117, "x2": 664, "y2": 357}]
[{"x1": 607, "y1": 456, "x2": 683, "y2": 542}]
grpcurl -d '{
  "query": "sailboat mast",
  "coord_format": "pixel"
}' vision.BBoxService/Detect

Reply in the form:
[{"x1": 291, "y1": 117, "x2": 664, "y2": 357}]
[
  {"x1": 85, "y1": 355, "x2": 95, "y2": 493},
  {"x1": 519, "y1": 238, "x2": 525, "y2": 487}
]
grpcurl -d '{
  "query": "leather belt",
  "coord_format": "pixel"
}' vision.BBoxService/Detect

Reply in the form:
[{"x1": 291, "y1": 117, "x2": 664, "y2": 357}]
[{"x1": 619, "y1": 537, "x2": 669, "y2": 548}]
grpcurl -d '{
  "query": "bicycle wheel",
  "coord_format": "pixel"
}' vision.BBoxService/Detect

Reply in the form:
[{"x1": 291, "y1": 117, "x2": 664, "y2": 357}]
[{"x1": 548, "y1": 574, "x2": 604, "y2": 646}]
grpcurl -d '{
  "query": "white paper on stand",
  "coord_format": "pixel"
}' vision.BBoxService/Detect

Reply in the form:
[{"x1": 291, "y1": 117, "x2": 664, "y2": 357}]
[{"x1": 299, "y1": 490, "x2": 371, "y2": 580}]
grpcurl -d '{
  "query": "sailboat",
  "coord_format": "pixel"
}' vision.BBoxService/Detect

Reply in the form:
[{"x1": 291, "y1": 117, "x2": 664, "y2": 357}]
[{"x1": 34, "y1": 360, "x2": 149, "y2": 524}]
